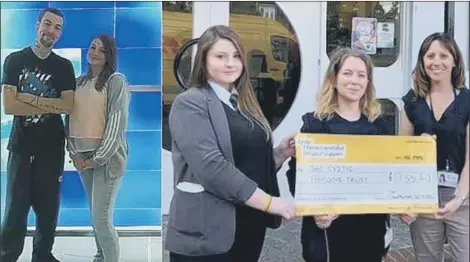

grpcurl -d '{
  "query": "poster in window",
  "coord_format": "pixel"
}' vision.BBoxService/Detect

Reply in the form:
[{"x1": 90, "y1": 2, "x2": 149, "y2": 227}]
[
  {"x1": 377, "y1": 22, "x2": 395, "y2": 48},
  {"x1": 351, "y1": 17, "x2": 377, "y2": 55}
]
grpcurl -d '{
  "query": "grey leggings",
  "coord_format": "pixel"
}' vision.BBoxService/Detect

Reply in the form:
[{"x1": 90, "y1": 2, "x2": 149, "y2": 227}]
[{"x1": 80, "y1": 165, "x2": 123, "y2": 262}]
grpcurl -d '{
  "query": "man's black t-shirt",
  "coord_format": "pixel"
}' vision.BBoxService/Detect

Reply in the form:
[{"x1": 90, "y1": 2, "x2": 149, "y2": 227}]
[{"x1": 2, "y1": 47, "x2": 76, "y2": 153}]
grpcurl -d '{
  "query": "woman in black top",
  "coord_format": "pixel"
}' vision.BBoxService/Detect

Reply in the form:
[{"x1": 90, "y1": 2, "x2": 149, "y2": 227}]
[
  {"x1": 286, "y1": 47, "x2": 399, "y2": 262},
  {"x1": 166, "y1": 25, "x2": 297, "y2": 262},
  {"x1": 400, "y1": 33, "x2": 469, "y2": 262}
]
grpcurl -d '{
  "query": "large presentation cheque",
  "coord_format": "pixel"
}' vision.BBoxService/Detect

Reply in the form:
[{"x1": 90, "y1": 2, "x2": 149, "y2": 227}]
[{"x1": 294, "y1": 133, "x2": 439, "y2": 216}]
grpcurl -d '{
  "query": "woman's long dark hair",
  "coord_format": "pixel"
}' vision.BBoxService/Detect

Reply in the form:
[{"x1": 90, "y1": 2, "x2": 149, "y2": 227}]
[
  {"x1": 412, "y1": 32, "x2": 466, "y2": 98},
  {"x1": 77, "y1": 34, "x2": 117, "y2": 92}
]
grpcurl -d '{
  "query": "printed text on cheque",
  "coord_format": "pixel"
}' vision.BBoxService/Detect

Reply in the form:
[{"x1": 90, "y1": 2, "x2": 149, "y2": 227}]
[{"x1": 294, "y1": 134, "x2": 439, "y2": 216}]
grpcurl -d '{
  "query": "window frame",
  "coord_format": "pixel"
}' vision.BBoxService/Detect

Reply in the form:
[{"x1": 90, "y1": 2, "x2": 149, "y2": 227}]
[{"x1": 324, "y1": 1, "x2": 403, "y2": 68}]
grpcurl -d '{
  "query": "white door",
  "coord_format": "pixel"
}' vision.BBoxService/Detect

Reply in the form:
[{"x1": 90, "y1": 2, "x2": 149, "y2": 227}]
[
  {"x1": 454, "y1": 2, "x2": 470, "y2": 87},
  {"x1": 162, "y1": 1, "x2": 322, "y2": 214}
]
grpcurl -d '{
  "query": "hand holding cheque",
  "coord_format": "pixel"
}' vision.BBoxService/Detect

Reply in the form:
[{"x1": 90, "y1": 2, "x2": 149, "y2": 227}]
[
  {"x1": 292, "y1": 133, "x2": 440, "y2": 222},
  {"x1": 416, "y1": 133, "x2": 464, "y2": 220}
]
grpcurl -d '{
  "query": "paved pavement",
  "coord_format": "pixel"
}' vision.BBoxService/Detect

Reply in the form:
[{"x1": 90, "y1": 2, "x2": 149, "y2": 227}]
[
  {"x1": 162, "y1": 215, "x2": 452, "y2": 262},
  {"x1": 16, "y1": 236, "x2": 162, "y2": 262}
]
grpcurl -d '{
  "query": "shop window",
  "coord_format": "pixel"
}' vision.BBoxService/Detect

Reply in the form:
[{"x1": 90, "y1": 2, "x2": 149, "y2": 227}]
[
  {"x1": 162, "y1": 1, "x2": 193, "y2": 151},
  {"x1": 230, "y1": 2, "x2": 301, "y2": 129},
  {"x1": 327, "y1": 2, "x2": 401, "y2": 67},
  {"x1": 378, "y1": 99, "x2": 398, "y2": 134}
]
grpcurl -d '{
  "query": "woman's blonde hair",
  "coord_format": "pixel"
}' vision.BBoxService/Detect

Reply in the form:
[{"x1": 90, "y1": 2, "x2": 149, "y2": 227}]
[
  {"x1": 314, "y1": 47, "x2": 382, "y2": 122},
  {"x1": 412, "y1": 32, "x2": 467, "y2": 98},
  {"x1": 189, "y1": 25, "x2": 271, "y2": 140}
]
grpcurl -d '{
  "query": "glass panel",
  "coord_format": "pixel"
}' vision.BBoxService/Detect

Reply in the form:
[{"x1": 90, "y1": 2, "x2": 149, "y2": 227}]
[
  {"x1": 327, "y1": 1, "x2": 401, "y2": 67},
  {"x1": 230, "y1": 2, "x2": 301, "y2": 128},
  {"x1": 1, "y1": 2, "x2": 163, "y2": 228},
  {"x1": 378, "y1": 99, "x2": 398, "y2": 134},
  {"x1": 162, "y1": 1, "x2": 193, "y2": 150}
]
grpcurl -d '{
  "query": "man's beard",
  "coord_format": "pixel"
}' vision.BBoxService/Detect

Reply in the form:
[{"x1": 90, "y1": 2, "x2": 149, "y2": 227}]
[{"x1": 39, "y1": 35, "x2": 55, "y2": 48}]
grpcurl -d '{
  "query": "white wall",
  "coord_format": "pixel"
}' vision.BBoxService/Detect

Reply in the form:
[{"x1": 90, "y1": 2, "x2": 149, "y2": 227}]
[
  {"x1": 410, "y1": 2, "x2": 446, "y2": 67},
  {"x1": 454, "y1": 2, "x2": 470, "y2": 87}
]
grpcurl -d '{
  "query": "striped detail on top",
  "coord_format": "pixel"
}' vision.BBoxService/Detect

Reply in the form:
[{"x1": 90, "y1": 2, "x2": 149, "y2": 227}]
[{"x1": 94, "y1": 110, "x2": 122, "y2": 162}]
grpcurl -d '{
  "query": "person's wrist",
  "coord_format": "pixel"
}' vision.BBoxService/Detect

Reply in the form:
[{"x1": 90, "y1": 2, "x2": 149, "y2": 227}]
[
  {"x1": 281, "y1": 151, "x2": 290, "y2": 161},
  {"x1": 263, "y1": 195, "x2": 273, "y2": 212},
  {"x1": 274, "y1": 147, "x2": 283, "y2": 159},
  {"x1": 453, "y1": 190, "x2": 468, "y2": 205},
  {"x1": 453, "y1": 195, "x2": 467, "y2": 206}
]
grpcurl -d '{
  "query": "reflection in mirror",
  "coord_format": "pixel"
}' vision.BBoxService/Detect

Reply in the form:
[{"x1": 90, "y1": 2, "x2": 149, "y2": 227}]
[
  {"x1": 327, "y1": 1, "x2": 401, "y2": 67},
  {"x1": 230, "y1": 1, "x2": 301, "y2": 129},
  {"x1": 162, "y1": 1, "x2": 193, "y2": 150},
  {"x1": 174, "y1": 40, "x2": 195, "y2": 90}
]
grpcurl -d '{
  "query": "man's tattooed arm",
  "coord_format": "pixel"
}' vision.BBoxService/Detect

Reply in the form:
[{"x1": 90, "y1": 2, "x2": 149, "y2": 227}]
[
  {"x1": 2, "y1": 84, "x2": 48, "y2": 115},
  {"x1": 16, "y1": 89, "x2": 74, "y2": 114}
]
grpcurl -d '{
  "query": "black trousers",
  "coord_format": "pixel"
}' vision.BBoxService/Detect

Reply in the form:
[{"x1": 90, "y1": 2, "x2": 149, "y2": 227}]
[
  {"x1": 170, "y1": 205, "x2": 267, "y2": 262},
  {"x1": 0, "y1": 149, "x2": 64, "y2": 262}
]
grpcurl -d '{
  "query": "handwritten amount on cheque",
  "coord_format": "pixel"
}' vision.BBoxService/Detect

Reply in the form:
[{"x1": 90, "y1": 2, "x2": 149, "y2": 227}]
[
  {"x1": 295, "y1": 164, "x2": 436, "y2": 202},
  {"x1": 298, "y1": 165, "x2": 432, "y2": 183}
]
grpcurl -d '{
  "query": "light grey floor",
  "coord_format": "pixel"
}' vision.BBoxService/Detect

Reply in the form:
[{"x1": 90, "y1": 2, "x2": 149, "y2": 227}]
[{"x1": 17, "y1": 236, "x2": 162, "y2": 262}]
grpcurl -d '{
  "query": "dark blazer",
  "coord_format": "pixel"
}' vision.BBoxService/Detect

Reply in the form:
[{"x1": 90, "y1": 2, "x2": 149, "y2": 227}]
[{"x1": 165, "y1": 85, "x2": 281, "y2": 256}]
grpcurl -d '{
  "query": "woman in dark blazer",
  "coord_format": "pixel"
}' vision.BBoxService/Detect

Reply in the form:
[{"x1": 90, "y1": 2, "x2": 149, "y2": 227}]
[{"x1": 165, "y1": 25, "x2": 297, "y2": 262}]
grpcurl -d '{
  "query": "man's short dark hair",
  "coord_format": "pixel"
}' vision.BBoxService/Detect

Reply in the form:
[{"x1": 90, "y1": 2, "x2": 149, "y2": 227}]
[{"x1": 37, "y1": 7, "x2": 64, "y2": 22}]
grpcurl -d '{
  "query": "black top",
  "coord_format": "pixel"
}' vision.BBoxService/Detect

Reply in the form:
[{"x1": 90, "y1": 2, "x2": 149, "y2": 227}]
[
  {"x1": 286, "y1": 112, "x2": 393, "y2": 261},
  {"x1": 222, "y1": 103, "x2": 280, "y2": 228},
  {"x1": 2, "y1": 47, "x2": 76, "y2": 153},
  {"x1": 402, "y1": 88, "x2": 469, "y2": 175}
]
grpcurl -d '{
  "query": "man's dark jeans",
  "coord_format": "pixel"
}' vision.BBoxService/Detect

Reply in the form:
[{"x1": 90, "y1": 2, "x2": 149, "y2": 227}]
[{"x1": 0, "y1": 149, "x2": 64, "y2": 262}]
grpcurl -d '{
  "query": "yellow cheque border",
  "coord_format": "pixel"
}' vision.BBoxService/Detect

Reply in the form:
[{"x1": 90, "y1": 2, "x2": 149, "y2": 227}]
[
  {"x1": 295, "y1": 134, "x2": 437, "y2": 165},
  {"x1": 295, "y1": 203, "x2": 439, "y2": 216}
]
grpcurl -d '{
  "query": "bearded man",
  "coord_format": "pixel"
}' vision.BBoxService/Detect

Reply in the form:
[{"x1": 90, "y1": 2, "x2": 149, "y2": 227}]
[{"x1": 1, "y1": 7, "x2": 76, "y2": 262}]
